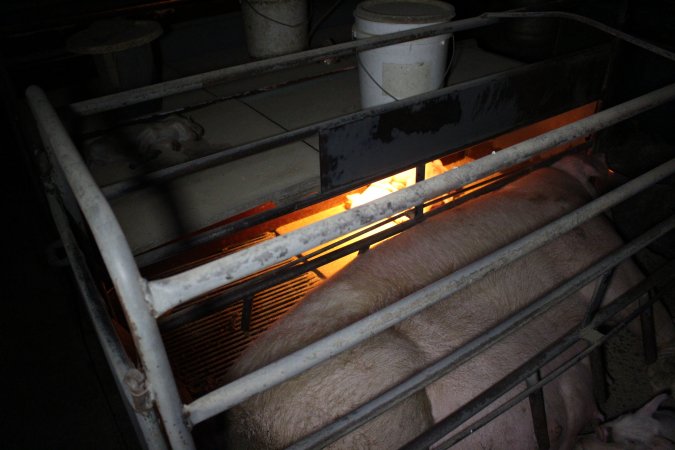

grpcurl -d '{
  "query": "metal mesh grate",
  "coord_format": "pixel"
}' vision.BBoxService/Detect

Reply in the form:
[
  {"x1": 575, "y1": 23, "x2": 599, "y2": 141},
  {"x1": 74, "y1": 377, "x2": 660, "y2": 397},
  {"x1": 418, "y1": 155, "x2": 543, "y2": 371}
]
[{"x1": 161, "y1": 233, "x2": 322, "y2": 400}]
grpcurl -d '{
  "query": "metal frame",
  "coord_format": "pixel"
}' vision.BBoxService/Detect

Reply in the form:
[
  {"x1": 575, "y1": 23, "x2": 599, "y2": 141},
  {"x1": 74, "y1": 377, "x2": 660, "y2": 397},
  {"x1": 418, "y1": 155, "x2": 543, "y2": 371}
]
[{"x1": 25, "y1": 11, "x2": 675, "y2": 450}]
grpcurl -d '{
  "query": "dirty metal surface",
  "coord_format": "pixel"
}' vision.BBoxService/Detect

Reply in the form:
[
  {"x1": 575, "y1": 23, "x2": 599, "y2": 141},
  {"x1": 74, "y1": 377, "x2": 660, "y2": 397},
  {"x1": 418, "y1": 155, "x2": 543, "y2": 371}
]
[{"x1": 319, "y1": 45, "x2": 610, "y2": 192}]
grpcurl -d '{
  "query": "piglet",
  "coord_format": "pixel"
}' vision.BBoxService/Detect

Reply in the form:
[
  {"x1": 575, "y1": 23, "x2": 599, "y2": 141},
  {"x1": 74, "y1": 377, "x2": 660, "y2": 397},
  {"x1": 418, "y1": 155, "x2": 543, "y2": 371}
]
[{"x1": 576, "y1": 394, "x2": 675, "y2": 450}]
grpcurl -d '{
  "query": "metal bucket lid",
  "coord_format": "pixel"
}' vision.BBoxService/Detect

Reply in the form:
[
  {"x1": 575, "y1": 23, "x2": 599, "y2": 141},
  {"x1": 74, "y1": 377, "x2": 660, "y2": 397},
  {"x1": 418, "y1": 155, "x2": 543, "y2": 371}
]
[{"x1": 354, "y1": 0, "x2": 455, "y2": 24}]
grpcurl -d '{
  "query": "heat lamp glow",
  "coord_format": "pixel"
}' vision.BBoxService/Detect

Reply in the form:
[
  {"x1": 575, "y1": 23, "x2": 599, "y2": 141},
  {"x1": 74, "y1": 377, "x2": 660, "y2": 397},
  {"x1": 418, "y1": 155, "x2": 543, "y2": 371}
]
[{"x1": 344, "y1": 159, "x2": 448, "y2": 213}]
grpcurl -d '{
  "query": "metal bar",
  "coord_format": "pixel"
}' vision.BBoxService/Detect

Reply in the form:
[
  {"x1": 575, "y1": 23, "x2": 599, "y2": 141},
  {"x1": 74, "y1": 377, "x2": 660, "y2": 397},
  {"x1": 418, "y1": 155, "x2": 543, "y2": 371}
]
[
  {"x1": 140, "y1": 140, "x2": 588, "y2": 270},
  {"x1": 526, "y1": 371, "x2": 551, "y2": 450},
  {"x1": 182, "y1": 168, "x2": 675, "y2": 427},
  {"x1": 43, "y1": 185, "x2": 168, "y2": 450},
  {"x1": 403, "y1": 264, "x2": 675, "y2": 450},
  {"x1": 286, "y1": 219, "x2": 675, "y2": 450},
  {"x1": 582, "y1": 268, "x2": 615, "y2": 326},
  {"x1": 25, "y1": 86, "x2": 195, "y2": 450},
  {"x1": 414, "y1": 164, "x2": 425, "y2": 219},
  {"x1": 157, "y1": 165, "x2": 526, "y2": 332},
  {"x1": 483, "y1": 11, "x2": 675, "y2": 62},
  {"x1": 640, "y1": 298, "x2": 658, "y2": 363},
  {"x1": 589, "y1": 346, "x2": 608, "y2": 404},
  {"x1": 69, "y1": 16, "x2": 497, "y2": 117},
  {"x1": 148, "y1": 83, "x2": 675, "y2": 315},
  {"x1": 101, "y1": 64, "x2": 509, "y2": 200},
  {"x1": 102, "y1": 45, "x2": 605, "y2": 200}
]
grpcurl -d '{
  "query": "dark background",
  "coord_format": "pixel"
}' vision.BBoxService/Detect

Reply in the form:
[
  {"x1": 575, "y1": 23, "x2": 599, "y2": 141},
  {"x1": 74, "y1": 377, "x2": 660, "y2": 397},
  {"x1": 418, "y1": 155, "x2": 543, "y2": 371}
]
[{"x1": 2, "y1": 0, "x2": 674, "y2": 449}]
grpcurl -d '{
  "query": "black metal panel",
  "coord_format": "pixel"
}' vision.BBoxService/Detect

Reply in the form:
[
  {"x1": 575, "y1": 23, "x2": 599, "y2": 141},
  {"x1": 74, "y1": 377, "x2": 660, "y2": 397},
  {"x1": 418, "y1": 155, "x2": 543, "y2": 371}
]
[{"x1": 319, "y1": 45, "x2": 610, "y2": 192}]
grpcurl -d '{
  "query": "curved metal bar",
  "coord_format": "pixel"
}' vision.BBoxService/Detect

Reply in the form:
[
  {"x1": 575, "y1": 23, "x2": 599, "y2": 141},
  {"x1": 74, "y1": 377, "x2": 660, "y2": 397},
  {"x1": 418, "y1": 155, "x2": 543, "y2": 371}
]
[
  {"x1": 25, "y1": 86, "x2": 195, "y2": 450},
  {"x1": 44, "y1": 185, "x2": 169, "y2": 450}
]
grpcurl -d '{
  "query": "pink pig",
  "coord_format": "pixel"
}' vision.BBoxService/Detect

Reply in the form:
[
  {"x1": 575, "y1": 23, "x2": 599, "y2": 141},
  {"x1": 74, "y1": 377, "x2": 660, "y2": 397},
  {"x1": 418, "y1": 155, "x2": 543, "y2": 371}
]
[{"x1": 225, "y1": 156, "x2": 675, "y2": 449}]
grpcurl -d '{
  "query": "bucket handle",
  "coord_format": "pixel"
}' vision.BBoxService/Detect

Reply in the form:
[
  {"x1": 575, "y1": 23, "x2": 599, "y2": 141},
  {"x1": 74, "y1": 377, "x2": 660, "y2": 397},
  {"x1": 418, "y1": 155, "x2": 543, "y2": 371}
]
[
  {"x1": 240, "y1": 0, "x2": 307, "y2": 28},
  {"x1": 358, "y1": 35, "x2": 456, "y2": 102}
]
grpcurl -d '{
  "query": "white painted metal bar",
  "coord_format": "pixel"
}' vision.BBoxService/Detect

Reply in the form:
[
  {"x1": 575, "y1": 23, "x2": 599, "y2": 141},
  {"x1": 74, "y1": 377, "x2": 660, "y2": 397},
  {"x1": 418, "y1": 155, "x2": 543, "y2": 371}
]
[
  {"x1": 148, "y1": 81, "x2": 675, "y2": 316},
  {"x1": 43, "y1": 185, "x2": 169, "y2": 450},
  {"x1": 25, "y1": 86, "x2": 195, "y2": 450},
  {"x1": 184, "y1": 158, "x2": 675, "y2": 425}
]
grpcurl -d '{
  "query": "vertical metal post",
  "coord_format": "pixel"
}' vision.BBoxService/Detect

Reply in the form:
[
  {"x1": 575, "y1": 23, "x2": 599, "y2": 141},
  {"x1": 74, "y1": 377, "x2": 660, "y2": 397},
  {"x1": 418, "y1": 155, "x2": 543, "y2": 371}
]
[
  {"x1": 414, "y1": 164, "x2": 425, "y2": 219},
  {"x1": 640, "y1": 292, "x2": 658, "y2": 364},
  {"x1": 583, "y1": 269, "x2": 614, "y2": 404},
  {"x1": 526, "y1": 371, "x2": 550, "y2": 450}
]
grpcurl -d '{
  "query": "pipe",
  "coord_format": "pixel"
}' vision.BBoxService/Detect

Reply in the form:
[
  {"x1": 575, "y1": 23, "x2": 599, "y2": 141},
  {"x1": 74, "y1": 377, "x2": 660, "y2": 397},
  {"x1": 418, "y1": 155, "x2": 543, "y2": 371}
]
[
  {"x1": 100, "y1": 63, "x2": 513, "y2": 199},
  {"x1": 44, "y1": 185, "x2": 168, "y2": 450},
  {"x1": 182, "y1": 160, "x2": 675, "y2": 425},
  {"x1": 148, "y1": 82, "x2": 675, "y2": 315},
  {"x1": 407, "y1": 267, "x2": 675, "y2": 450},
  {"x1": 69, "y1": 16, "x2": 498, "y2": 116},
  {"x1": 483, "y1": 11, "x2": 675, "y2": 62},
  {"x1": 282, "y1": 218, "x2": 675, "y2": 450},
  {"x1": 25, "y1": 86, "x2": 195, "y2": 450}
]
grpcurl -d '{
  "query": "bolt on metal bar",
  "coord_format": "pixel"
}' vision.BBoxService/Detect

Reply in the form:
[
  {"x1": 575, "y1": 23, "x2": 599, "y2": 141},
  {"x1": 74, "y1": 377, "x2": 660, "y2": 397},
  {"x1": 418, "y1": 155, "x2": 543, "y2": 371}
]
[
  {"x1": 483, "y1": 11, "x2": 675, "y2": 62},
  {"x1": 69, "y1": 16, "x2": 498, "y2": 117},
  {"x1": 182, "y1": 161, "x2": 675, "y2": 426},
  {"x1": 410, "y1": 267, "x2": 675, "y2": 450},
  {"x1": 286, "y1": 217, "x2": 675, "y2": 450},
  {"x1": 148, "y1": 82, "x2": 675, "y2": 316},
  {"x1": 25, "y1": 85, "x2": 195, "y2": 450},
  {"x1": 44, "y1": 186, "x2": 168, "y2": 450}
]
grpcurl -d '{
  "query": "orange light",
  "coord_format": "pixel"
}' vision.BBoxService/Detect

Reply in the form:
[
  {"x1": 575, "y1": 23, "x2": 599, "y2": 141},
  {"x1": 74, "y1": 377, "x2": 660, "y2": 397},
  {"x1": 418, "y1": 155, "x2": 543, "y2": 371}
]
[{"x1": 345, "y1": 159, "x2": 447, "y2": 212}]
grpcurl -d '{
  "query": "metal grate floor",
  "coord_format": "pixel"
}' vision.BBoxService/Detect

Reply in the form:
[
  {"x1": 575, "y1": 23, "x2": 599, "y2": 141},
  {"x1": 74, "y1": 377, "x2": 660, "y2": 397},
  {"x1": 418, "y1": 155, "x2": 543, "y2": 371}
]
[{"x1": 161, "y1": 233, "x2": 322, "y2": 400}]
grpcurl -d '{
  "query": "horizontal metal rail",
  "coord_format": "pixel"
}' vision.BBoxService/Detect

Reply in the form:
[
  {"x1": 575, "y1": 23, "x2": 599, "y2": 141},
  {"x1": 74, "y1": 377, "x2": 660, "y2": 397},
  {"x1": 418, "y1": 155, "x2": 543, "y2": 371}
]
[
  {"x1": 289, "y1": 219, "x2": 675, "y2": 450},
  {"x1": 183, "y1": 159, "x2": 675, "y2": 425},
  {"x1": 28, "y1": 11, "x2": 675, "y2": 449},
  {"x1": 93, "y1": 9, "x2": 674, "y2": 200},
  {"x1": 484, "y1": 11, "x2": 675, "y2": 62},
  {"x1": 100, "y1": 64, "x2": 511, "y2": 199},
  {"x1": 405, "y1": 263, "x2": 675, "y2": 450},
  {"x1": 148, "y1": 82, "x2": 675, "y2": 316},
  {"x1": 156, "y1": 160, "x2": 549, "y2": 332},
  {"x1": 69, "y1": 16, "x2": 498, "y2": 117},
  {"x1": 25, "y1": 86, "x2": 195, "y2": 450}
]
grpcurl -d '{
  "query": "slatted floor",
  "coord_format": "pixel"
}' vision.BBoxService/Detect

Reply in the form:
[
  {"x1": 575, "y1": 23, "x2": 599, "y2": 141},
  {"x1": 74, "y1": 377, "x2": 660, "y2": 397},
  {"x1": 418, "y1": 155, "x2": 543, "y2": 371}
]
[{"x1": 161, "y1": 233, "x2": 322, "y2": 400}]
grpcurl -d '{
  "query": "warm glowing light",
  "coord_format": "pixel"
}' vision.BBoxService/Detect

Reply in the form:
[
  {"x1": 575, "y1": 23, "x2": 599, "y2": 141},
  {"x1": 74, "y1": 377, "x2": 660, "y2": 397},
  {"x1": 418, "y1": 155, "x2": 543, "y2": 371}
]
[{"x1": 345, "y1": 160, "x2": 447, "y2": 211}]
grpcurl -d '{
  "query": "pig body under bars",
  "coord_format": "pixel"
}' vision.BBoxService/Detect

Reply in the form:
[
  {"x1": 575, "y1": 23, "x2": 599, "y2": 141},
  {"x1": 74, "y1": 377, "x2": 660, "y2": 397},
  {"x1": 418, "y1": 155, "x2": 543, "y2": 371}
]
[{"x1": 224, "y1": 157, "x2": 675, "y2": 450}]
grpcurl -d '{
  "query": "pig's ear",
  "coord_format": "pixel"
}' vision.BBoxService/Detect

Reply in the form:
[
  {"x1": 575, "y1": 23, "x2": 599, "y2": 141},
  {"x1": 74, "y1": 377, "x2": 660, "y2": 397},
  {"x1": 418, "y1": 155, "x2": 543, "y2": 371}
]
[
  {"x1": 636, "y1": 393, "x2": 669, "y2": 418},
  {"x1": 552, "y1": 153, "x2": 607, "y2": 197}
]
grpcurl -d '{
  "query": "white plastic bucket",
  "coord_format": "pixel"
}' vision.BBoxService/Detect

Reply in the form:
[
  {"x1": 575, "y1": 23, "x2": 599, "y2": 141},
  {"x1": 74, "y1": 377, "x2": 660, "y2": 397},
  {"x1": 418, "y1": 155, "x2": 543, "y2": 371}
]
[
  {"x1": 353, "y1": 0, "x2": 455, "y2": 108},
  {"x1": 241, "y1": 0, "x2": 308, "y2": 59}
]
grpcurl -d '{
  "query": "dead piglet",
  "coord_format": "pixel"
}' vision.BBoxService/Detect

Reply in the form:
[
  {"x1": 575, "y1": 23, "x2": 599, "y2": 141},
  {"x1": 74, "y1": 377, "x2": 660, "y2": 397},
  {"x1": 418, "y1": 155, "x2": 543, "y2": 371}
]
[{"x1": 577, "y1": 394, "x2": 675, "y2": 450}]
